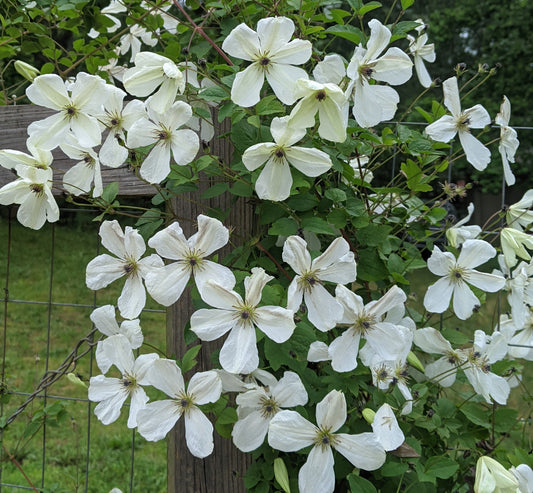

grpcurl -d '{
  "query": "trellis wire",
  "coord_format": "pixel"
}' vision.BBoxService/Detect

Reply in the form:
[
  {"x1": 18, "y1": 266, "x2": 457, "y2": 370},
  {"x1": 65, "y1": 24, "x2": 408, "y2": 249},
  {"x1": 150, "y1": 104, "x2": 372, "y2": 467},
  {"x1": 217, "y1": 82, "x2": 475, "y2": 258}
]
[
  {"x1": 0, "y1": 125, "x2": 531, "y2": 493},
  {"x1": 0, "y1": 206, "x2": 165, "y2": 493}
]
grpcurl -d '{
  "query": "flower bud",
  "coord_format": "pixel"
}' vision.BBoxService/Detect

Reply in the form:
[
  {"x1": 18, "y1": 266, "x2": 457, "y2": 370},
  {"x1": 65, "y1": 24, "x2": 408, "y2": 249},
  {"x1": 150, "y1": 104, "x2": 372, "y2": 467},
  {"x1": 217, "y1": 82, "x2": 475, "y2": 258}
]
[
  {"x1": 274, "y1": 458, "x2": 291, "y2": 493},
  {"x1": 407, "y1": 351, "x2": 425, "y2": 373},
  {"x1": 362, "y1": 408, "x2": 376, "y2": 424},
  {"x1": 67, "y1": 372, "x2": 88, "y2": 389},
  {"x1": 14, "y1": 60, "x2": 40, "y2": 82}
]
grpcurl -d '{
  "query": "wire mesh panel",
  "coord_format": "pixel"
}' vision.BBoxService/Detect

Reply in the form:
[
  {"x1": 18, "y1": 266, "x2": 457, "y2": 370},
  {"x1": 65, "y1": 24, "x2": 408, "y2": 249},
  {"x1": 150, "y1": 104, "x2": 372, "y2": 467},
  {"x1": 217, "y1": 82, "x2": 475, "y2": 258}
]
[{"x1": 0, "y1": 206, "x2": 167, "y2": 493}]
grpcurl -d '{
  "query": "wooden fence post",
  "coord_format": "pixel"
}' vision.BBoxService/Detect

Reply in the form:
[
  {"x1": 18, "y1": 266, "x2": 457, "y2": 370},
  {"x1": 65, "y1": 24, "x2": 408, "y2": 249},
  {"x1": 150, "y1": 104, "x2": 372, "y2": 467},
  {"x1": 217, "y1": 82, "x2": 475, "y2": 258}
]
[{"x1": 166, "y1": 115, "x2": 253, "y2": 493}]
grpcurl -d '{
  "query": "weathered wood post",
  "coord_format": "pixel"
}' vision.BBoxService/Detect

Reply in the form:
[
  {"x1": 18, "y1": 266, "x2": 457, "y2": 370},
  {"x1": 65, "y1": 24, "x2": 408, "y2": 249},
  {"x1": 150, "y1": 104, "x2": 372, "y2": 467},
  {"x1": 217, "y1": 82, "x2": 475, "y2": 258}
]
[{"x1": 166, "y1": 115, "x2": 253, "y2": 493}]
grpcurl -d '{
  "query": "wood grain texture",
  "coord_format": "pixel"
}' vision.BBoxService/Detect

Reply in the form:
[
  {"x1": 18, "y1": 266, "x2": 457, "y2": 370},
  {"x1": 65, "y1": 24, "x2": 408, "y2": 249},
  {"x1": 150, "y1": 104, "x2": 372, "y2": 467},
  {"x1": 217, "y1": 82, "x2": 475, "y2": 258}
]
[
  {"x1": 167, "y1": 116, "x2": 254, "y2": 493},
  {"x1": 0, "y1": 105, "x2": 156, "y2": 196}
]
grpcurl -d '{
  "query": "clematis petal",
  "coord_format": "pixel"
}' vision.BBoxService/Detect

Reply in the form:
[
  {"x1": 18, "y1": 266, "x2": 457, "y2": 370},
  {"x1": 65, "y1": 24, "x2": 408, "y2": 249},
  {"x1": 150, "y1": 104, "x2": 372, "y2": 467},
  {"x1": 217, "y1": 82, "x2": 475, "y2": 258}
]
[
  {"x1": 372, "y1": 47, "x2": 413, "y2": 85},
  {"x1": 451, "y1": 281, "x2": 479, "y2": 320},
  {"x1": 86, "y1": 254, "x2": 125, "y2": 289},
  {"x1": 90, "y1": 377, "x2": 128, "y2": 425},
  {"x1": 90, "y1": 305, "x2": 120, "y2": 337},
  {"x1": 185, "y1": 407, "x2": 215, "y2": 458},
  {"x1": 464, "y1": 104, "x2": 491, "y2": 129},
  {"x1": 365, "y1": 19, "x2": 391, "y2": 61},
  {"x1": 170, "y1": 129, "x2": 199, "y2": 166},
  {"x1": 465, "y1": 271, "x2": 505, "y2": 293},
  {"x1": 457, "y1": 239, "x2": 496, "y2": 269},
  {"x1": 268, "y1": 410, "x2": 317, "y2": 451},
  {"x1": 427, "y1": 246, "x2": 456, "y2": 276},
  {"x1": 316, "y1": 390, "x2": 346, "y2": 432},
  {"x1": 145, "y1": 262, "x2": 190, "y2": 306},
  {"x1": 256, "y1": 17, "x2": 295, "y2": 54},
  {"x1": 458, "y1": 131, "x2": 491, "y2": 171},
  {"x1": 221, "y1": 23, "x2": 260, "y2": 61},
  {"x1": 335, "y1": 432, "x2": 386, "y2": 470},
  {"x1": 413, "y1": 327, "x2": 453, "y2": 355},
  {"x1": 136, "y1": 400, "x2": 182, "y2": 441},
  {"x1": 305, "y1": 285, "x2": 343, "y2": 332},
  {"x1": 266, "y1": 64, "x2": 308, "y2": 105},
  {"x1": 425, "y1": 357, "x2": 458, "y2": 387},
  {"x1": 353, "y1": 82, "x2": 399, "y2": 128},
  {"x1": 255, "y1": 157, "x2": 292, "y2": 201},
  {"x1": 232, "y1": 411, "x2": 270, "y2": 452},
  {"x1": 371, "y1": 404, "x2": 405, "y2": 452},
  {"x1": 188, "y1": 370, "x2": 222, "y2": 405},
  {"x1": 254, "y1": 306, "x2": 295, "y2": 342},
  {"x1": 190, "y1": 308, "x2": 236, "y2": 341},
  {"x1": 190, "y1": 214, "x2": 230, "y2": 257},
  {"x1": 442, "y1": 77, "x2": 461, "y2": 117},
  {"x1": 231, "y1": 64, "x2": 264, "y2": 107},
  {"x1": 194, "y1": 260, "x2": 236, "y2": 296},
  {"x1": 146, "y1": 358, "x2": 184, "y2": 397},
  {"x1": 272, "y1": 371, "x2": 308, "y2": 407},
  {"x1": 423, "y1": 277, "x2": 454, "y2": 314},
  {"x1": 299, "y1": 446, "x2": 335, "y2": 493},
  {"x1": 127, "y1": 386, "x2": 149, "y2": 428},
  {"x1": 313, "y1": 237, "x2": 356, "y2": 283},
  {"x1": 425, "y1": 115, "x2": 457, "y2": 143},
  {"x1": 282, "y1": 235, "x2": 311, "y2": 274},
  {"x1": 329, "y1": 330, "x2": 360, "y2": 372},
  {"x1": 242, "y1": 143, "x2": 277, "y2": 171},
  {"x1": 118, "y1": 273, "x2": 146, "y2": 319},
  {"x1": 219, "y1": 324, "x2": 258, "y2": 374},
  {"x1": 140, "y1": 143, "x2": 171, "y2": 184},
  {"x1": 285, "y1": 147, "x2": 332, "y2": 177}
]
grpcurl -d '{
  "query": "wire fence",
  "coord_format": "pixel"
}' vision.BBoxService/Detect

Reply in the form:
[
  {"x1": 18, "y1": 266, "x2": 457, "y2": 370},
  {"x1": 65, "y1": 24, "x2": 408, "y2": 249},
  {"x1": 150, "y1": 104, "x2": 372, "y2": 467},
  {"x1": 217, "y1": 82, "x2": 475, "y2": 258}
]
[{"x1": 0, "y1": 124, "x2": 531, "y2": 493}]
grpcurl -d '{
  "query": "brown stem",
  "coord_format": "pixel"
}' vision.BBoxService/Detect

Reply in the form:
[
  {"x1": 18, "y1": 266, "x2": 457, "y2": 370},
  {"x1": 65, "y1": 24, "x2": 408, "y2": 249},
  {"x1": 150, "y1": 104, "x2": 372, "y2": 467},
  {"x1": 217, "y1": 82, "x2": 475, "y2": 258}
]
[
  {"x1": 1, "y1": 444, "x2": 40, "y2": 492},
  {"x1": 172, "y1": 0, "x2": 234, "y2": 66},
  {"x1": 255, "y1": 241, "x2": 292, "y2": 282}
]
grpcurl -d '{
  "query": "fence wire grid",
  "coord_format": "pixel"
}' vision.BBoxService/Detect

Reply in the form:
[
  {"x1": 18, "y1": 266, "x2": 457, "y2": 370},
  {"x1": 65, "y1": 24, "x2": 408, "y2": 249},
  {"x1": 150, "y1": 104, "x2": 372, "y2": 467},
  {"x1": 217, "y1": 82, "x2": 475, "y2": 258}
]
[{"x1": 0, "y1": 123, "x2": 532, "y2": 493}]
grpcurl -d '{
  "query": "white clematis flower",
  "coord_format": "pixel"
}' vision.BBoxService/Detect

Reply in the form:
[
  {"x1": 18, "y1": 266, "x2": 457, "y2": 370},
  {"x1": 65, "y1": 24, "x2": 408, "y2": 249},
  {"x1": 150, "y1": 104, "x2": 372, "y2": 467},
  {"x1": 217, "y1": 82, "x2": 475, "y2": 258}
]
[
  {"x1": 190, "y1": 267, "x2": 295, "y2": 374},
  {"x1": 283, "y1": 235, "x2": 357, "y2": 331},
  {"x1": 268, "y1": 390, "x2": 386, "y2": 493},
  {"x1": 118, "y1": 25, "x2": 158, "y2": 63},
  {"x1": 123, "y1": 52, "x2": 187, "y2": 113},
  {"x1": 501, "y1": 227, "x2": 533, "y2": 268},
  {"x1": 371, "y1": 403, "x2": 405, "y2": 452},
  {"x1": 288, "y1": 56, "x2": 348, "y2": 142},
  {"x1": 0, "y1": 167, "x2": 58, "y2": 230},
  {"x1": 90, "y1": 304, "x2": 144, "y2": 342},
  {"x1": 97, "y1": 86, "x2": 146, "y2": 168},
  {"x1": 232, "y1": 371, "x2": 308, "y2": 452},
  {"x1": 407, "y1": 20, "x2": 436, "y2": 88},
  {"x1": 510, "y1": 464, "x2": 533, "y2": 493},
  {"x1": 446, "y1": 202, "x2": 481, "y2": 248},
  {"x1": 345, "y1": 19, "x2": 413, "y2": 128},
  {"x1": 327, "y1": 284, "x2": 410, "y2": 372},
  {"x1": 59, "y1": 134, "x2": 103, "y2": 197},
  {"x1": 26, "y1": 73, "x2": 106, "y2": 150},
  {"x1": 495, "y1": 96, "x2": 520, "y2": 186},
  {"x1": 126, "y1": 100, "x2": 199, "y2": 184},
  {"x1": 506, "y1": 189, "x2": 533, "y2": 231},
  {"x1": 88, "y1": 334, "x2": 158, "y2": 428},
  {"x1": 423, "y1": 239, "x2": 506, "y2": 320},
  {"x1": 145, "y1": 214, "x2": 235, "y2": 305},
  {"x1": 474, "y1": 456, "x2": 520, "y2": 493},
  {"x1": 242, "y1": 116, "x2": 333, "y2": 201},
  {"x1": 136, "y1": 359, "x2": 222, "y2": 458},
  {"x1": 86, "y1": 220, "x2": 163, "y2": 319},
  {"x1": 222, "y1": 16, "x2": 312, "y2": 107},
  {"x1": 425, "y1": 77, "x2": 491, "y2": 171},
  {"x1": 0, "y1": 141, "x2": 53, "y2": 173}
]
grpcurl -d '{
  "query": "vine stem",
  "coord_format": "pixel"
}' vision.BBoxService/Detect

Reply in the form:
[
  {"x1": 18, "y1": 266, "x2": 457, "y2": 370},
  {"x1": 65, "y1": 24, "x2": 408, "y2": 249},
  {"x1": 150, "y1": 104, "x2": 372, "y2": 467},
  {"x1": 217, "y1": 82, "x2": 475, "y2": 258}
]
[
  {"x1": 172, "y1": 0, "x2": 234, "y2": 66},
  {"x1": 2, "y1": 444, "x2": 40, "y2": 492},
  {"x1": 255, "y1": 241, "x2": 292, "y2": 282}
]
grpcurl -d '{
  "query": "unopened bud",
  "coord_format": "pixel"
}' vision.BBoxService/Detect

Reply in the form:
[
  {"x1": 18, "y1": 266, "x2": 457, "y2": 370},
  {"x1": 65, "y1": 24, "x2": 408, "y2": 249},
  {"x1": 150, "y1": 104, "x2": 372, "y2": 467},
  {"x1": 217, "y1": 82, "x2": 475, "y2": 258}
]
[
  {"x1": 362, "y1": 408, "x2": 376, "y2": 424},
  {"x1": 274, "y1": 458, "x2": 291, "y2": 493},
  {"x1": 455, "y1": 62, "x2": 467, "y2": 74},
  {"x1": 14, "y1": 60, "x2": 40, "y2": 82},
  {"x1": 407, "y1": 351, "x2": 425, "y2": 373},
  {"x1": 67, "y1": 372, "x2": 87, "y2": 389}
]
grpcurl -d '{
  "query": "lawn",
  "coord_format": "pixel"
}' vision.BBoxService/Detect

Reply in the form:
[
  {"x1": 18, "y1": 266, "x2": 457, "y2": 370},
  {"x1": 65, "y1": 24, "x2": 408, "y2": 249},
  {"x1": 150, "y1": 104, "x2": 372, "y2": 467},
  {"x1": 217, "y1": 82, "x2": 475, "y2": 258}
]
[{"x1": 0, "y1": 209, "x2": 167, "y2": 493}]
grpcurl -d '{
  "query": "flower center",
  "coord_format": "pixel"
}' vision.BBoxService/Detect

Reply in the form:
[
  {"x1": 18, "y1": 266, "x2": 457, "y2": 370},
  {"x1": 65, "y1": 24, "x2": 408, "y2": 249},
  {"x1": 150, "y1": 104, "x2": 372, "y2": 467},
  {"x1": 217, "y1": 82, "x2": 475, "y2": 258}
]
[
  {"x1": 449, "y1": 266, "x2": 466, "y2": 283},
  {"x1": 274, "y1": 148, "x2": 285, "y2": 159},
  {"x1": 359, "y1": 65, "x2": 374, "y2": 81},
  {"x1": 259, "y1": 396, "x2": 279, "y2": 418},
  {"x1": 235, "y1": 303, "x2": 256, "y2": 325},
  {"x1": 314, "y1": 428, "x2": 338, "y2": 451},
  {"x1": 184, "y1": 250, "x2": 204, "y2": 273},
  {"x1": 354, "y1": 314, "x2": 375, "y2": 335},
  {"x1": 177, "y1": 391, "x2": 194, "y2": 415},
  {"x1": 64, "y1": 105, "x2": 77, "y2": 118},
  {"x1": 298, "y1": 271, "x2": 320, "y2": 293},
  {"x1": 259, "y1": 57, "x2": 270, "y2": 67},
  {"x1": 30, "y1": 184, "x2": 44, "y2": 195},
  {"x1": 123, "y1": 260, "x2": 137, "y2": 276},
  {"x1": 457, "y1": 114, "x2": 471, "y2": 131},
  {"x1": 315, "y1": 90, "x2": 327, "y2": 102}
]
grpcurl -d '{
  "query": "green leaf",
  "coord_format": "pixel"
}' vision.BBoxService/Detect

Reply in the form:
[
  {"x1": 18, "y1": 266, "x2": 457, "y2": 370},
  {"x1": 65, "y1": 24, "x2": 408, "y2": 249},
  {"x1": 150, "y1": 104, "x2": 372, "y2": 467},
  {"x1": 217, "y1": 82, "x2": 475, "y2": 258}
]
[
  {"x1": 358, "y1": 1, "x2": 382, "y2": 16},
  {"x1": 423, "y1": 455, "x2": 459, "y2": 479},
  {"x1": 401, "y1": 0, "x2": 414, "y2": 9},
  {"x1": 459, "y1": 404, "x2": 491, "y2": 429},
  {"x1": 230, "y1": 181, "x2": 253, "y2": 197},
  {"x1": 181, "y1": 344, "x2": 202, "y2": 372},
  {"x1": 325, "y1": 188, "x2": 347, "y2": 202},
  {"x1": 268, "y1": 217, "x2": 299, "y2": 236},
  {"x1": 493, "y1": 408, "x2": 519, "y2": 433},
  {"x1": 301, "y1": 216, "x2": 336, "y2": 235},
  {"x1": 201, "y1": 182, "x2": 229, "y2": 199},
  {"x1": 357, "y1": 248, "x2": 388, "y2": 281},
  {"x1": 381, "y1": 461, "x2": 409, "y2": 477},
  {"x1": 325, "y1": 25, "x2": 363, "y2": 44},
  {"x1": 199, "y1": 85, "x2": 229, "y2": 102},
  {"x1": 101, "y1": 181, "x2": 119, "y2": 203},
  {"x1": 347, "y1": 473, "x2": 377, "y2": 493},
  {"x1": 255, "y1": 95, "x2": 284, "y2": 115},
  {"x1": 356, "y1": 224, "x2": 391, "y2": 246}
]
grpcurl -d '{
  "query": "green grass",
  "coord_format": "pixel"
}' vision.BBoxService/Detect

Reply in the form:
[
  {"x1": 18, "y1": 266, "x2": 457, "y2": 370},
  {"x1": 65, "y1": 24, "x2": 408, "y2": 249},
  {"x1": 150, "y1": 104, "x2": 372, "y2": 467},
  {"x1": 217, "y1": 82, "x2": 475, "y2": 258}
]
[{"x1": 0, "y1": 215, "x2": 167, "y2": 492}]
